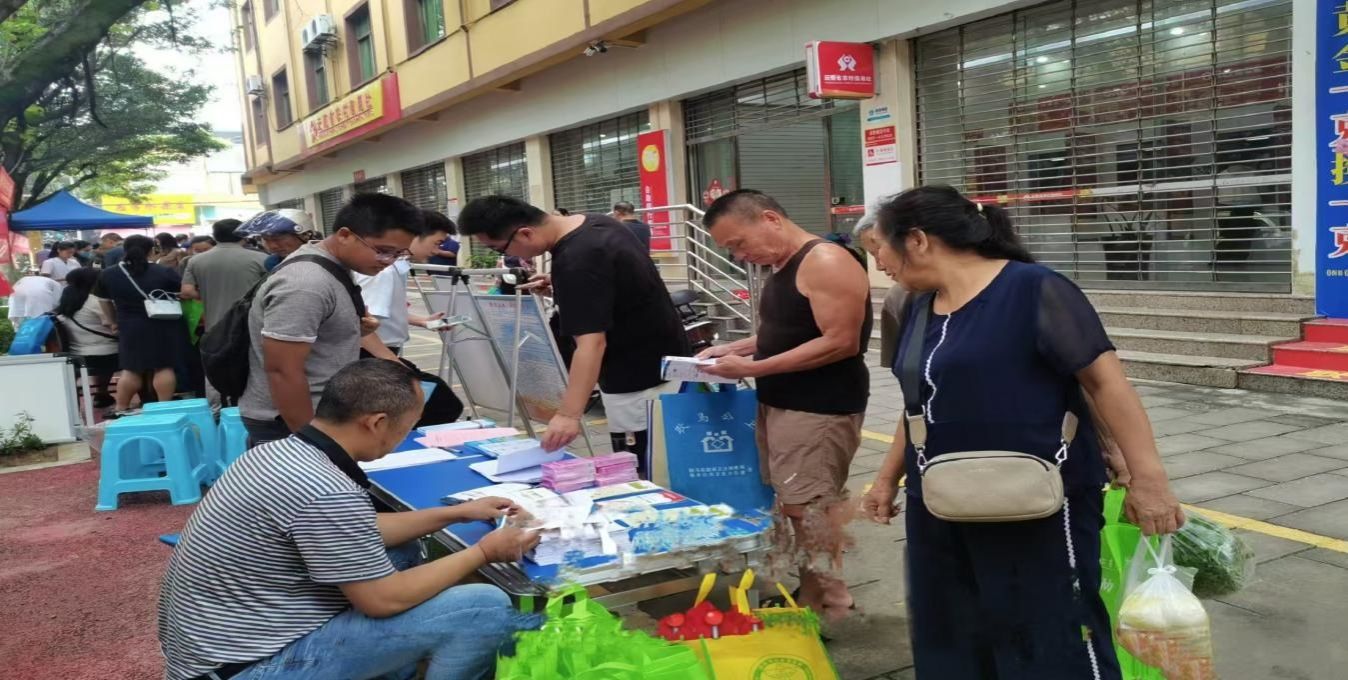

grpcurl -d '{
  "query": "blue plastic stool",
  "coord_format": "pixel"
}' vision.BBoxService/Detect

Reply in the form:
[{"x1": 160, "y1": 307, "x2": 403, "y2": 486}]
[
  {"x1": 96, "y1": 413, "x2": 207, "y2": 511},
  {"x1": 218, "y1": 406, "x2": 248, "y2": 471},
  {"x1": 143, "y1": 399, "x2": 222, "y2": 483}
]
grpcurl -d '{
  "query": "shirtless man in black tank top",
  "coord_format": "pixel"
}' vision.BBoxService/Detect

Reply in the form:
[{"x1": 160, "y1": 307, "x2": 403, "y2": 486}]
[{"x1": 699, "y1": 190, "x2": 872, "y2": 620}]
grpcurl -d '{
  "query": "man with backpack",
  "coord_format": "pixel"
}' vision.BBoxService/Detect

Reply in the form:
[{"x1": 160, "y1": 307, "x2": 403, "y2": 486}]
[{"x1": 222, "y1": 193, "x2": 424, "y2": 446}]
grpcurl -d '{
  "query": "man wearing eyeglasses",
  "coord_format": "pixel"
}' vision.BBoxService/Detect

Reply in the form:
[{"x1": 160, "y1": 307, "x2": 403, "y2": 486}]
[
  {"x1": 238, "y1": 192, "x2": 426, "y2": 447},
  {"x1": 355, "y1": 210, "x2": 457, "y2": 360},
  {"x1": 457, "y1": 196, "x2": 689, "y2": 475}
]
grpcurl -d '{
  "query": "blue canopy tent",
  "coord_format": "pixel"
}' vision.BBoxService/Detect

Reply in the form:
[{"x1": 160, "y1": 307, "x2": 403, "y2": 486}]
[{"x1": 9, "y1": 190, "x2": 153, "y2": 231}]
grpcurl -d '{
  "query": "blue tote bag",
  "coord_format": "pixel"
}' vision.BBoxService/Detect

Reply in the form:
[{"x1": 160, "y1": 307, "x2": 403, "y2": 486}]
[{"x1": 657, "y1": 385, "x2": 775, "y2": 511}]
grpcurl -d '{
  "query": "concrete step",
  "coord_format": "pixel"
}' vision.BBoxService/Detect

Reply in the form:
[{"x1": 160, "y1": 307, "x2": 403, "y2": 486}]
[
  {"x1": 1097, "y1": 307, "x2": 1311, "y2": 337},
  {"x1": 1106, "y1": 327, "x2": 1281, "y2": 362},
  {"x1": 1086, "y1": 290, "x2": 1317, "y2": 315},
  {"x1": 1239, "y1": 364, "x2": 1348, "y2": 401},
  {"x1": 1116, "y1": 350, "x2": 1262, "y2": 389}
]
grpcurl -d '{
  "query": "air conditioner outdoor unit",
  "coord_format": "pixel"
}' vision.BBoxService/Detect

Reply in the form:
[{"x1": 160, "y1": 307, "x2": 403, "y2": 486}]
[
  {"x1": 245, "y1": 75, "x2": 265, "y2": 96},
  {"x1": 301, "y1": 15, "x2": 337, "y2": 52}
]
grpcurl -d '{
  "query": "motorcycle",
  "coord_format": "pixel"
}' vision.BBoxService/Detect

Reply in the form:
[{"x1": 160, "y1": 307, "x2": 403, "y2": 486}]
[{"x1": 670, "y1": 289, "x2": 718, "y2": 352}]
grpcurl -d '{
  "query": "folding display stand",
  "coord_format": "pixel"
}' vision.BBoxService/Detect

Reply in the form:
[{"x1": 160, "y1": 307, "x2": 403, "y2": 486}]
[{"x1": 409, "y1": 264, "x2": 593, "y2": 454}]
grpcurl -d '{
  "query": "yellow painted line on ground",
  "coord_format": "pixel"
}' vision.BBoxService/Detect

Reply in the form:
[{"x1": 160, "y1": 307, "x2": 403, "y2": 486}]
[
  {"x1": 861, "y1": 429, "x2": 895, "y2": 444},
  {"x1": 860, "y1": 431, "x2": 1348, "y2": 553},
  {"x1": 1184, "y1": 504, "x2": 1348, "y2": 554}
]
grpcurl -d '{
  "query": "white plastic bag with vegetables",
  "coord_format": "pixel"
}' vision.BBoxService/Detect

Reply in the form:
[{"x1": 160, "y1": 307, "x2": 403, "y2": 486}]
[{"x1": 1117, "y1": 536, "x2": 1215, "y2": 680}]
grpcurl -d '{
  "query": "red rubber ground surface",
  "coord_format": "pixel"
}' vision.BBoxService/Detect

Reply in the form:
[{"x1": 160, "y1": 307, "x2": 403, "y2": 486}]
[{"x1": 0, "y1": 460, "x2": 191, "y2": 679}]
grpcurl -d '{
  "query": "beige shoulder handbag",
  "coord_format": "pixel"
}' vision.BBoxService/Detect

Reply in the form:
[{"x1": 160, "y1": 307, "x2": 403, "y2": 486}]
[{"x1": 898, "y1": 292, "x2": 1076, "y2": 523}]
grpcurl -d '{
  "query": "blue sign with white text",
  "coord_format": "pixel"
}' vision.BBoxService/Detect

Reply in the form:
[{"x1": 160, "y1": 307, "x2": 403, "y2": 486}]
[{"x1": 1317, "y1": 0, "x2": 1348, "y2": 317}]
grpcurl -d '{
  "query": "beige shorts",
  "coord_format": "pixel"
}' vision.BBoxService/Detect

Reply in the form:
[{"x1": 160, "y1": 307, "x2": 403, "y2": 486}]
[{"x1": 755, "y1": 404, "x2": 863, "y2": 506}]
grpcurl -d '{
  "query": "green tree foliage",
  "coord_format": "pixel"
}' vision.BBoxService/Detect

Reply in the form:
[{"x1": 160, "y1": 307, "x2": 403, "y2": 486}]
[{"x1": 1, "y1": 0, "x2": 226, "y2": 208}]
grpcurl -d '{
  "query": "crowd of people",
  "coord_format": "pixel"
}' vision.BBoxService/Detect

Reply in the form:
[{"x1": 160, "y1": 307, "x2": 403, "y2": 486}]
[{"x1": 3, "y1": 186, "x2": 1184, "y2": 680}]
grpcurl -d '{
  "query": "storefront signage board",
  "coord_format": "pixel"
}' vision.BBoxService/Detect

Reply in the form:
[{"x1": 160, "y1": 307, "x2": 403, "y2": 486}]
[
  {"x1": 299, "y1": 74, "x2": 402, "y2": 157},
  {"x1": 806, "y1": 41, "x2": 876, "y2": 99}
]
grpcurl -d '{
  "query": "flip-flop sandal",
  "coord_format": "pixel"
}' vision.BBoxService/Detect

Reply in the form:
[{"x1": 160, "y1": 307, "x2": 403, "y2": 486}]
[{"x1": 758, "y1": 586, "x2": 801, "y2": 609}]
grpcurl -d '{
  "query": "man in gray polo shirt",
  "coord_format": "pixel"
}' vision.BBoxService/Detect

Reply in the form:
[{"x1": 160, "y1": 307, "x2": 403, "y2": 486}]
[
  {"x1": 238, "y1": 193, "x2": 425, "y2": 446},
  {"x1": 182, "y1": 219, "x2": 269, "y2": 332}
]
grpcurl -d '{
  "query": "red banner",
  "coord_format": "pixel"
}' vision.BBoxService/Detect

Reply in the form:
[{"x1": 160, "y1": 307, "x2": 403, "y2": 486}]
[
  {"x1": 0, "y1": 166, "x2": 13, "y2": 266},
  {"x1": 637, "y1": 130, "x2": 673, "y2": 251},
  {"x1": 807, "y1": 41, "x2": 876, "y2": 100}
]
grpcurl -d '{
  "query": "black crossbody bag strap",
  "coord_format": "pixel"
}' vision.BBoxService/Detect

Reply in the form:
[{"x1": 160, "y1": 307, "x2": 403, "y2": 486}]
[{"x1": 898, "y1": 292, "x2": 933, "y2": 418}]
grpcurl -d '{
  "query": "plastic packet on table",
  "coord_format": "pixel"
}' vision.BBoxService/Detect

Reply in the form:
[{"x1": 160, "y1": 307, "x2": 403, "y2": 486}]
[
  {"x1": 1172, "y1": 512, "x2": 1256, "y2": 599},
  {"x1": 1117, "y1": 535, "x2": 1215, "y2": 680}
]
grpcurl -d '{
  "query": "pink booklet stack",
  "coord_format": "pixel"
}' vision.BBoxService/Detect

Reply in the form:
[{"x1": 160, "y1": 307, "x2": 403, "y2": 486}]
[
  {"x1": 540, "y1": 458, "x2": 596, "y2": 493},
  {"x1": 592, "y1": 452, "x2": 639, "y2": 486}
]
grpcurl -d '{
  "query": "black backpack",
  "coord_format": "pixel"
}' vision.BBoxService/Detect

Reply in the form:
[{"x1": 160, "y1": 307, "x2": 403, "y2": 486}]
[{"x1": 200, "y1": 254, "x2": 367, "y2": 402}]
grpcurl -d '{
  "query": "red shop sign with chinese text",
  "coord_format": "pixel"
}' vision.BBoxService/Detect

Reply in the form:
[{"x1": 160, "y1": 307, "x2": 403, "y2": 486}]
[{"x1": 807, "y1": 41, "x2": 876, "y2": 100}]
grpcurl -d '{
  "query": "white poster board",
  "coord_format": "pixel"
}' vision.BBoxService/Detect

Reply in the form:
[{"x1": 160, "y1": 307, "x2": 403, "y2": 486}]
[
  {"x1": 475, "y1": 294, "x2": 569, "y2": 423},
  {"x1": 0, "y1": 354, "x2": 82, "y2": 442},
  {"x1": 421, "y1": 290, "x2": 514, "y2": 414}
]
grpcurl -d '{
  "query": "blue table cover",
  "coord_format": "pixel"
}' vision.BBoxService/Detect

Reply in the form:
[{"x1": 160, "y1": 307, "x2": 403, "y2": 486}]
[{"x1": 368, "y1": 433, "x2": 699, "y2": 582}]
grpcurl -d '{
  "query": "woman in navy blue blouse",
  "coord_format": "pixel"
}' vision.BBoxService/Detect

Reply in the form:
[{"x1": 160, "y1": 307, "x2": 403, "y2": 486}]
[{"x1": 860, "y1": 186, "x2": 1182, "y2": 680}]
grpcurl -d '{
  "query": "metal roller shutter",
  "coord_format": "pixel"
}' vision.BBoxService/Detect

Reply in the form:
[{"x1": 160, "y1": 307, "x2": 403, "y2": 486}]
[
  {"x1": 353, "y1": 176, "x2": 388, "y2": 195},
  {"x1": 401, "y1": 163, "x2": 448, "y2": 212},
  {"x1": 462, "y1": 142, "x2": 529, "y2": 202},
  {"x1": 739, "y1": 120, "x2": 830, "y2": 233},
  {"x1": 318, "y1": 188, "x2": 344, "y2": 234},
  {"x1": 550, "y1": 111, "x2": 648, "y2": 214},
  {"x1": 684, "y1": 68, "x2": 842, "y2": 144},
  {"x1": 267, "y1": 198, "x2": 304, "y2": 211},
  {"x1": 914, "y1": 0, "x2": 1293, "y2": 292}
]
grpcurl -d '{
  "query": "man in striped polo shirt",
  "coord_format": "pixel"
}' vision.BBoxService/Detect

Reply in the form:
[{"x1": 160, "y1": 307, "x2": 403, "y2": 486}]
[{"x1": 158, "y1": 359, "x2": 542, "y2": 680}]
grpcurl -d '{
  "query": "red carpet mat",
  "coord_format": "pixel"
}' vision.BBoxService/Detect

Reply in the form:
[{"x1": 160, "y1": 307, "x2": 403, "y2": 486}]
[{"x1": 0, "y1": 460, "x2": 192, "y2": 679}]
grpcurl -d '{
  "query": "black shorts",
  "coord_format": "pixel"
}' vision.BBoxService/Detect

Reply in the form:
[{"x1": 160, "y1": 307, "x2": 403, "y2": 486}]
[{"x1": 80, "y1": 354, "x2": 120, "y2": 377}]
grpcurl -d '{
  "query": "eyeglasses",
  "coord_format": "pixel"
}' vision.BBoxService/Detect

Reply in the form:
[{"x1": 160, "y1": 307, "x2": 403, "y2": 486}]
[
  {"x1": 487, "y1": 227, "x2": 522, "y2": 255},
  {"x1": 349, "y1": 231, "x2": 410, "y2": 263}
]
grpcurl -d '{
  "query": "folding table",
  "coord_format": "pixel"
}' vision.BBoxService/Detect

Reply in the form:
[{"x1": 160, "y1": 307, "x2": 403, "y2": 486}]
[{"x1": 366, "y1": 432, "x2": 770, "y2": 608}]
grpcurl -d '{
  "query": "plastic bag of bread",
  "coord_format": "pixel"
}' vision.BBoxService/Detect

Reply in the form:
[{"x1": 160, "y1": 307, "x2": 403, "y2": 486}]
[{"x1": 1117, "y1": 536, "x2": 1216, "y2": 680}]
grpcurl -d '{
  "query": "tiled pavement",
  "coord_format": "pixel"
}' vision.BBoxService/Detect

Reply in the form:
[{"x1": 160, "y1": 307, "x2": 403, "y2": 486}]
[{"x1": 403, "y1": 331, "x2": 1348, "y2": 679}]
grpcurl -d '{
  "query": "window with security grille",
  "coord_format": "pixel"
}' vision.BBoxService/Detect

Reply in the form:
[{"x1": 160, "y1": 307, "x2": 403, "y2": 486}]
[
  {"x1": 914, "y1": 0, "x2": 1292, "y2": 292},
  {"x1": 401, "y1": 163, "x2": 448, "y2": 212},
  {"x1": 319, "y1": 188, "x2": 345, "y2": 234},
  {"x1": 268, "y1": 198, "x2": 305, "y2": 211},
  {"x1": 550, "y1": 111, "x2": 649, "y2": 214},
  {"x1": 354, "y1": 177, "x2": 387, "y2": 195},
  {"x1": 683, "y1": 68, "x2": 838, "y2": 145},
  {"x1": 462, "y1": 142, "x2": 528, "y2": 203}
]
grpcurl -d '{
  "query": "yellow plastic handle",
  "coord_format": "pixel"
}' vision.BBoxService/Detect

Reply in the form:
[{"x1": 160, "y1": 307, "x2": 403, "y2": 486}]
[
  {"x1": 774, "y1": 582, "x2": 799, "y2": 609},
  {"x1": 694, "y1": 573, "x2": 717, "y2": 606},
  {"x1": 739, "y1": 569, "x2": 755, "y2": 592}
]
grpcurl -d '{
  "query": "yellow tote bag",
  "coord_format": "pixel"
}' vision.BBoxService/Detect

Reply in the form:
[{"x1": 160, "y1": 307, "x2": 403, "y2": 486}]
[{"x1": 682, "y1": 572, "x2": 840, "y2": 680}]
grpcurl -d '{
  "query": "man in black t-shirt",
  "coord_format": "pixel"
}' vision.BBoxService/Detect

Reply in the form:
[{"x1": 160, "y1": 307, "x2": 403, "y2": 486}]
[
  {"x1": 458, "y1": 196, "x2": 689, "y2": 473},
  {"x1": 612, "y1": 201, "x2": 652, "y2": 253}
]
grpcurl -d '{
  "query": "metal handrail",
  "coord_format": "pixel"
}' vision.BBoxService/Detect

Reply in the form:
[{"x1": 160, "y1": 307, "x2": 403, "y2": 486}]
[
  {"x1": 684, "y1": 226, "x2": 746, "y2": 276},
  {"x1": 636, "y1": 203, "x2": 756, "y2": 331}
]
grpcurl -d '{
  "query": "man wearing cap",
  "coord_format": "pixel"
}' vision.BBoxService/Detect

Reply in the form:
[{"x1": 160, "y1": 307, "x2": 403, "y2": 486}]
[{"x1": 248, "y1": 208, "x2": 315, "y2": 271}]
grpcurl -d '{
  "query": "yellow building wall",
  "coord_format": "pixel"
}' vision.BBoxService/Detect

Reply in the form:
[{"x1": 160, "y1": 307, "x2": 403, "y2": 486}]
[
  {"x1": 469, "y1": 0, "x2": 587, "y2": 75},
  {"x1": 588, "y1": 0, "x2": 651, "y2": 24},
  {"x1": 397, "y1": 33, "x2": 473, "y2": 107}
]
